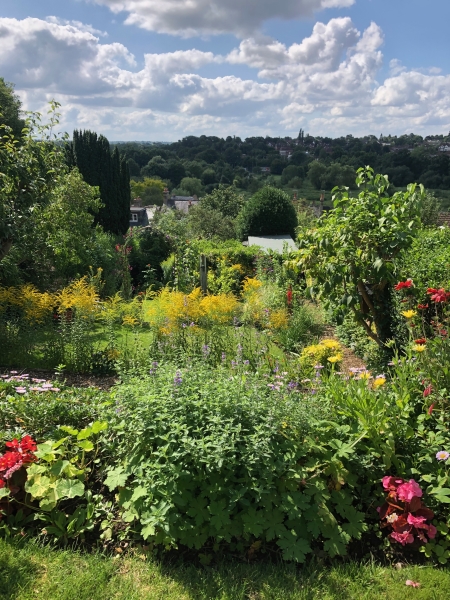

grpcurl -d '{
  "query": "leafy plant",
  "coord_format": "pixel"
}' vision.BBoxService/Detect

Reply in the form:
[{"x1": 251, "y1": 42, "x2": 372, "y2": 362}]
[{"x1": 295, "y1": 167, "x2": 425, "y2": 348}]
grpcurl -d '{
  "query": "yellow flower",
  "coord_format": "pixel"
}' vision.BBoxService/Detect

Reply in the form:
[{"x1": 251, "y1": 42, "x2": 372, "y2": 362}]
[
  {"x1": 327, "y1": 353, "x2": 343, "y2": 364},
  {"x1": 358, "y1": 371, "x2": 372, "y2": 380},
  {"x1": 401, "y1": 310, "x2": 417, "y2": 319},
  {"x1": 373, "y1": 377, "x2": 386, "y2": 389},
  {"x1": 122, "y1": 315, "x2": 139, "y2": 327},
  {"x1": 413, "y1": 344, "x2": 426, "y2": 353}
]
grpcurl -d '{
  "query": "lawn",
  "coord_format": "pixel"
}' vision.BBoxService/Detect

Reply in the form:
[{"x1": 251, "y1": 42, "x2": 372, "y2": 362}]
[{"x1": 1, "y1": 539, "x2": 450, "y2": 600}]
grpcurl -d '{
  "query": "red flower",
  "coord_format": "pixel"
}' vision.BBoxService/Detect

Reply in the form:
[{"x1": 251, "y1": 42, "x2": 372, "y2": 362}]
[
  {"x1": 427, "y1": 288, "x2": 450, "y2": 303},
  {"x1": 423, "y1": 384, "x2": 433, "y2": 398},
  {"x1": 286, "y1": 288, "x2": 293, "y2": 305},
  {"x1": 417, "y1": 304, "x2": 429, "y2": 310},
  {"x1": 415, "y1": 338, "x2": 426, "y2": 345},
  {"x1": 428, "y1": 403, "x2": 435, "y2": 415},
  {"x1": 394, "y1": 279, "x2": 413, "y2": 291}
]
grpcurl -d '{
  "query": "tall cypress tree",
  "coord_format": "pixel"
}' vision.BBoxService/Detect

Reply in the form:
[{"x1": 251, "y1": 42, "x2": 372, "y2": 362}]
[{"x1": 68, "y1": 130, "x2": 130, "y2": 235}]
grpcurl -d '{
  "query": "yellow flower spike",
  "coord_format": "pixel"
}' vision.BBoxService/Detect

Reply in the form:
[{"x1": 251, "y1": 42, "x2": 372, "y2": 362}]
[
  {"x1": 413, "y1": 344, "x2": 426, "y2": 353},
  {"x1": 401, "y1": 310, "x2": 417, "y2": 319},
  {"x1": 122, "y1": 315, "x2": 139, "y2": 327}
]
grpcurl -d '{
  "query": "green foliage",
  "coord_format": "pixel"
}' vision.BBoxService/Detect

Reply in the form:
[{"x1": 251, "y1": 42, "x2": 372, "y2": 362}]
[
  {"x1": 0, "y1": 102, "x2": 65, "y2": 263},
  {"x1": 399, "y1": 227, "x2": 450, "y2": 298},
  {"x1": 102, "y1": 363, "x2": 365, "y2": 562},
  {"x1": 174, "y1": 177, "x2": 203, "y2": 197},
  {"x1": 420, "y1": 191, "x2": 441, "y2": 226},
  {"x1": 127, "y1": 227, "x2": 171, "y2": 292},
  {"x1": 238, "y1": 187, "x2": 298, "y2": 239},
  {"x1": 308, "y1": 162, "x2": 356, "y2": 190},
  {"x1": 0, "y1": 78, "x2": 25, "y2": 138},
  {"x1": 1, "y1": 422, "x2": 108, "y2": 543},
  {"x1": 296, "y1": 167, "x2": 425, "y2": 347},
  {"x1": 130, "y1": 178, "x2": 165, "y2": 206},
  {"x1": 30, "y1": 169, "x2": 102, "y2": 280},
  {"x1": 200, "y1": 185, "x2": 245, "y2": 219},
  {"x1": 188, "y1": 205, "x2": 237, "y2": 241},
  {"x1": 68, "y1": 130, "x2": 130, "y2": 235},
  {"x1": 281, "y1": 165, "x2": 304, "y2": 186}
]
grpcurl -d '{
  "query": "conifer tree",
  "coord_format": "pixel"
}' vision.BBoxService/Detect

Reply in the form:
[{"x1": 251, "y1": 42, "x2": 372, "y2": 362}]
[{"x1": 69, "y1": 130, "x2": 130, "y2": 235}]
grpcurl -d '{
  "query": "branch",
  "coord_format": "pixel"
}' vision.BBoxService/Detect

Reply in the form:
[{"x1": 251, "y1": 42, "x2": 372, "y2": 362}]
[
  {"x1": 352, "y1": 307, "x2": 383, "y2": 347},
  {"x1": 357, "y1": 280, "x2": 375, "y2": 314}
]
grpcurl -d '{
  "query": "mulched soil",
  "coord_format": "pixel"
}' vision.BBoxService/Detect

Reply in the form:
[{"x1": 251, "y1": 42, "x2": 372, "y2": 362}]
[
  {"x1": 0, "y1": 368, "x2": 119, "y2": 391},
  {"x1": 319, "y1": 325, "x2": 367, "y2": 372}
]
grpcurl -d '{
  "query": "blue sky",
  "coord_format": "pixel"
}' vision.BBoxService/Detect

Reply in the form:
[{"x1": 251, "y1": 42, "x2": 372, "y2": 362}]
[{"x1": 1, "y1": 0, "x2": 449, "y2": 140}]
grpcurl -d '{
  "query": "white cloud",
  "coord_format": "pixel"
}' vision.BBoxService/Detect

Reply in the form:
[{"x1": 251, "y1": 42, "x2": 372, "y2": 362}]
[
  {"x1": 2, "y1": 16, "x2": 450, "y2": 140},
  {"x1": 45, "y1": 16, "x2": 108, "y2": 37},
  {"x1": 88, "y1": 0, "x2": 355, "y2": 37}
]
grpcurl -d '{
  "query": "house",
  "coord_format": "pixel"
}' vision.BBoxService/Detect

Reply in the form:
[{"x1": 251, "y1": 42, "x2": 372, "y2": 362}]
[
  {"x1": 163, "y1": 191, "x2": 199, "y2": 213},
  {"x1": 129, "y1": 205, "x2": 159, "y2": 227},
  {"x1": 260, "y1": 167, "x2": 271, "y2": 173}
]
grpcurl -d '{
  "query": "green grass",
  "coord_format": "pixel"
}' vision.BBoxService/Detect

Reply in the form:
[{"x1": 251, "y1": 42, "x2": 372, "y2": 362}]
[{"x1": 1, "y1": 539, "x2": 449, "y2": 600}]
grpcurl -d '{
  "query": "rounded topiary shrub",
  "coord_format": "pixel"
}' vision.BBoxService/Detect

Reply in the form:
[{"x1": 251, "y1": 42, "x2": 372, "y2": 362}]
[{"x1": 238, "y1": 186, "x2": 298, "y2": 239}]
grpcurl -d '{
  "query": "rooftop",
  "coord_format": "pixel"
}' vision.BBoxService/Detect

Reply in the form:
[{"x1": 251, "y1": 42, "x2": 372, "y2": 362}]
[{"x1": 247, "y1": 235, "x2": 297, "y2": 253}]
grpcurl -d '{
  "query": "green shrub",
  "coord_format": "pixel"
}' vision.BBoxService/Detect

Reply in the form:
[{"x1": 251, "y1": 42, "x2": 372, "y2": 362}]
[
  {"x1": 399, "y1": 227, "x2": 450, "y2": 298},
  {"x1": 102, "y1": 363, "x2": 370, "y2": 562},
  {"x1": 238, "y1": 187, "x2": 298, "y2": 240}
]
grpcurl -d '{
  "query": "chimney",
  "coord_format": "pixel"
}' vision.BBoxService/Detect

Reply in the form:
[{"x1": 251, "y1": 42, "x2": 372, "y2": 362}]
[{"x1": 163, "y1": 187, "x2": 170, "y2": 206}]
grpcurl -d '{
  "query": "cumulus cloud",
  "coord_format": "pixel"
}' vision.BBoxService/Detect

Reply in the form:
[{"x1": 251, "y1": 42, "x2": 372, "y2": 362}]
[
  {"x1": 2, "y1": 16, "x2": 450, "y2": 139},
  {"x1": 88, "y1": 0, "x2": 355, "y2": 37},
  {"x1": 45, "y1": 16, "x2": 108, "y2": 37}
]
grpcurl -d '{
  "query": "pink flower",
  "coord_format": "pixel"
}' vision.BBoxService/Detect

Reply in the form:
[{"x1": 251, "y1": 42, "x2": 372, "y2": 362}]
[
  {"x1": 391, "y1": 531, "x2": 414, "y2": 546},
  {"x1": 405, "y1": 580, "x2": 420, "y2": 588},
  {"x1": 428, "y1": 403, "x2": 435, "y2": 415},
  {"x1": 407, "y1": 514, "x2": 427, "y2": 528},
  {"x1": 382, "y1": 476, "x2": 404, "y2": 490},
  {"x1": 397, "y1": 479, "x2": 422, "y2": 502}
]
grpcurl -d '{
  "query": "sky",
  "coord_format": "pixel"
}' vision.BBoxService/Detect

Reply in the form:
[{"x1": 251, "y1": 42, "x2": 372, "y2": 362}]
[{"x1": 1, "y1": 0, "x2": 449, "y2": 141}]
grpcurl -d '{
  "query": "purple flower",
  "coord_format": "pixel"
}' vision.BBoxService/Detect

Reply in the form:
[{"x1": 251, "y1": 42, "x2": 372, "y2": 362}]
[
  {"x1": 221, "y1": 353, "x2": 226, "y2": 362},
  {"x1": 288, "y1": 381, "x2": 298, "y2": 390},
  {"x1": 174, "y1": 371, "x2": 183, "y2": 385},
  {"x1": 243, "y1": 360, "x2": 250, "y2": 365},
  {"x1": 202, "y1": 344, "x2": 210, "y2": 356}
]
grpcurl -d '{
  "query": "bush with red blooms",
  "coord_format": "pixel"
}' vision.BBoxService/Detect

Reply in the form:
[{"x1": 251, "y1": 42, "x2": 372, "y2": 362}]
[
  {"x1": 394, "y1": 279, "x2": 414, "y2": 291},
  {"x1": 379, "y1": 476, "x2": 437, "y2": 546},
  {"x1": 0, "y1": 435, "x2": 37, "y2": 496}
]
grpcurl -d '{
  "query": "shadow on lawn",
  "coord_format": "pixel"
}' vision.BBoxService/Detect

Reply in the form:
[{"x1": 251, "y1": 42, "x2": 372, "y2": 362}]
[
  {"x1": 0, "y1": 541, "x2": 39, "y2": 600},
  {"x1": 155, "y1": 558, "x2": 361, "y2": 600}
]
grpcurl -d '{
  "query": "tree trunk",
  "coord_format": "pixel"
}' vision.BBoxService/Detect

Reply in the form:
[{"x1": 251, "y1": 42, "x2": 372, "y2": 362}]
[{"x1": 0, "y1": 238, "x2": 13, "y2": 262}]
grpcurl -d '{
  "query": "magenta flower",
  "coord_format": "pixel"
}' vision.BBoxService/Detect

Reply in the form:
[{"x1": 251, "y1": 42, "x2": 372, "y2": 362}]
[
  {"x1": 390, "y1": 531, "x2": 414, "y2": 546},
  {"x1": 407, "y1": 514, "x2": 427, "y2": 528},
  {"x1": 382, "y1": 476, "x2": 404, "y2": 490},
  {"x1": 397, "y1": 479, "x2": 422, "y2": 502}
]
